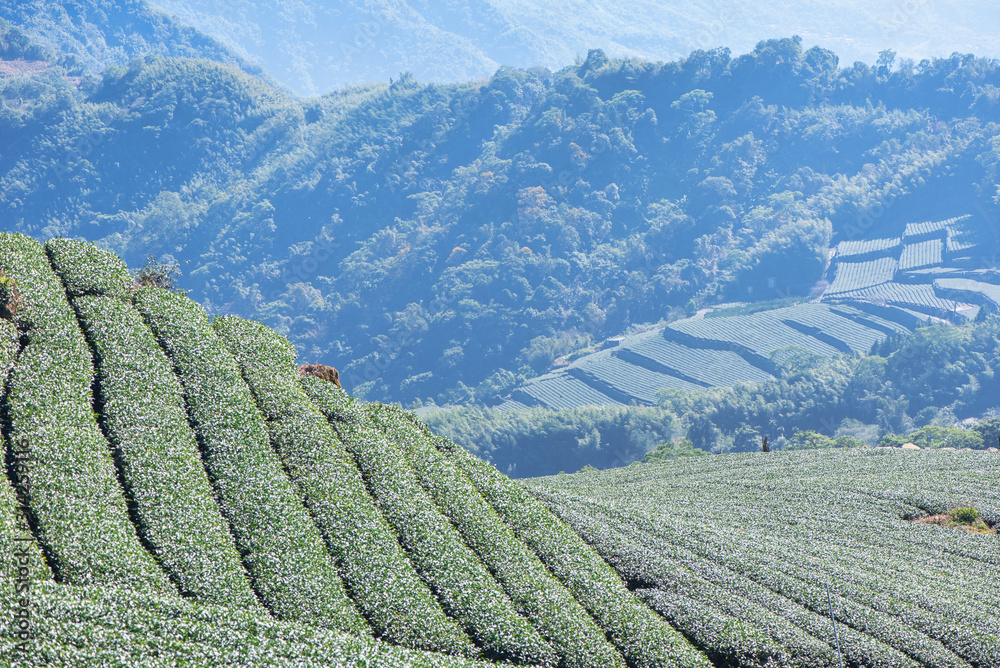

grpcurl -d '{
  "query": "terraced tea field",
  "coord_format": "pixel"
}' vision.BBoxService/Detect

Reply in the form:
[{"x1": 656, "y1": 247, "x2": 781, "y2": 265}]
[
  {"x1": 529, "y1": 448, "x2": 1000, "y2": 668},
  {"x1": 508, "y1": 214, "x2": 999, "y2": 411},
  {"x1": 0, "y1": 234, "x2": 703, "y2": 668},
  {"x1": 824, "y1": 214, "x2": 997, "y2": 320},
  {"x1": 509, "y1": 303, "x2": 911, "y2": 410},
  {"x1": 0, "y1": 235, "x2": 996, "y2": 667}
]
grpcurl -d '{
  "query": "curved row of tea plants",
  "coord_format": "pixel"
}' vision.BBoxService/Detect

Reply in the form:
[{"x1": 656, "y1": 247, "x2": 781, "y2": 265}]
[
  {"x1": 0, "y1": 233, "x2": 169, "y2": 592},
  {"x1": 70, "y1": 294, "x2": 256, "y2": 607},
  {"x1": 217, "y1": 316, "x2": 553, "y2": 663},
  {"x1": 530, "y1": 449, "x2": 1000, "y2": 668},
  {"x1": 132, "y1": 287, "x2": 369, "y2": 630},
  {"x1": 0, "y1": 578, "x2": 501, "y2": 668},
  {"x1": 212, "y1": 315, "x2": 474, "y2": 654}
]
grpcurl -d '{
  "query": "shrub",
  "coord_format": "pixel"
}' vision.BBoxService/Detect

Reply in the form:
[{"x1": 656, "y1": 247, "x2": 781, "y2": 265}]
[
  {"x1": 949, "y1": 506, "x2": 979, "y2": 524},
  {"x1": 0, "y1": 319, "x2": 51, "y2": 583},
  {"x1": 215, "y1": 315, "x2": 470, "y2": 654},
  {"x1": 132, "y1": 287, "x2": 371, "y2": 633},
  {"x1": 71, "y1": 294, "x2": 257, "y2": 607},
  {"x1": 880, "y1": 425, "x2": 984, "y2": 450},
  {"x1": 132, "y1": 254, "x2": 184, "y2": 293},
  {"x1": 44, "y1": 237, "x2": 133, "y2": 299},
  {"x1": 366, "y1": 401, "x2": 626, "y2": 668},
  {"x1": 0, "y1": 233, "x2": 169, "y2": 592},
  {"x1": 642, "y1": 439, "x2": 708, "y2": 463},
  {"x1": 212, "y1": 316, "x2": 302, "y2": 420},
  {"x1": 0, "y1": 318, "x2": 17, "y2": 372}
]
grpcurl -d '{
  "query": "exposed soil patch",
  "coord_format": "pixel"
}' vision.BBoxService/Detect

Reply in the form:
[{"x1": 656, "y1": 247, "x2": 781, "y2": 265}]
[{"x1": 910, "y1": 511, "x2": 996, "y2": 535}]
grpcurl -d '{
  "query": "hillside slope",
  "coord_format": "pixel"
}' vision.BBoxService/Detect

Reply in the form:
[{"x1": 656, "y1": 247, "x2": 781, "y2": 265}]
[
  {"x1": 1, "y1": 236, "x2": 997, "y2": 667},
  {"x1": 3, "y1": 43, "x2": 1000, "y2": 407},
  {"x1": 0, "y1": 234, "x2": 705, "y2": 667},
  {"x1": 530, "y1": 448, "x2": 1000, "y2": 668}
]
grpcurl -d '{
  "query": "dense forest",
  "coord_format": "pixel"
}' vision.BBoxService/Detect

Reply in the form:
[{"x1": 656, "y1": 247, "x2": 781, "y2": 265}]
[
  {"x1": 2, "y1": 25, "x2": 1000, "y2": 408},
  {"x1": 428, "y1": 313, "x2": 1000, "y2": 476}
]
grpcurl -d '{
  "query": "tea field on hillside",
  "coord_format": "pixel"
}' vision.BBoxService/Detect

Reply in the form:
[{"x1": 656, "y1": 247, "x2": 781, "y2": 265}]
[
  {"x1": 1, "y1": 235, "x2": 997, "y2": 667},
  {"x1": 529, "y1": 449, "x2": 1000, "y2": 668}
]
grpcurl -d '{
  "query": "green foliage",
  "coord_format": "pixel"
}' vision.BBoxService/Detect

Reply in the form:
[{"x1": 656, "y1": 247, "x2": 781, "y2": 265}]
[
  {"x1": 216, "y1": 316, "x2": 470, "y2": 653},
  {"x1": 786, "y1": 430, "x2": 835, "y2": 450},
  {"x1": 641, "y1": 315, "x2": 1000, "y2": 456},
  {"x1": 970, "y1": 416, "x2": 1000, "y2": 449},
  {"x1": 0, "y1": 1, "x2": 263, "y2": 80},
  {"x1": 449, "y1": 443, "x2": 711, "y2": 668},
  {"x1": 423, "y1": 404, "x2": 676, "y2": 477},
  {"x1": 132, "y1": 287, "x2": 377, "y2": 632},
  {"x1": 878, "y1": 425, "x2": 985, "y2": 450},
  {"x1": 211, "y1": 316, "x2": 301, "y2": 421},
  {"x1": 131, "y1": 254, "x2": 185, "y2": 293},
  {"x1": 318, "y1": 402, "x2": 553, "y2": 664},
  {"x1": 368, "y1": 402, "x2": 626, "y2": 668},
  {"x1": 71, "y1": 294, "x2": 255, "y2": 607},
  {"x1": 0, "y1": 318, "x2": 50, "y2": 583},
  {"x1": 0, "y1": 579, "x2": 499, "y2": 668},
  {"x1": 532, "y1": 449, "x2": 1000, "y2": 668},
  {"x1": 0, "y1": 233, "x2": 170, "y2": 592},
  {"x1": 642, "y1": 439, "x2": 707, "y2": 463},
  {"x1": 5, "y1": 43, "x2": 1000, "y2": 408},
  {"x1": 8, "y1": 237, "x2": 1000, "y2": 668},
  {"x1": 949, "y1": 506, "x2": 980, "y2": 524},
  {"x1": 45, "y1": 237, "x2": 133, "y2": 299},
  {"x1": 0, "y1": 317, "x2": 17, "y2": 371}
]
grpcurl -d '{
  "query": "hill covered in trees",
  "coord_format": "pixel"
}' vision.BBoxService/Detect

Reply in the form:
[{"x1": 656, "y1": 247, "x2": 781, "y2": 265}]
[
  {"x1": 1, "y1": 235, "x2": 997, "y2": 668},
  {"x1": 0, "y1": 0, "x2": 266, "y2": 82},
  {"x1": 2, "y1": 34, "x2": 1000, "y2": 409}
]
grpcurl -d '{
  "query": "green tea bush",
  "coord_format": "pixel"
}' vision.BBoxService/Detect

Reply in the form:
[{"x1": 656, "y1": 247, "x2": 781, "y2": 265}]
[
  {"x1": 547, "y1": 494, "x2": 837, "y2": 668},
  {"x1": 321, "y1": 410, "x2": 555, "y2": 666},
  {"x1": 44, "y1": 237, "x2": 133, "y2": 300},
  {"x1": 0, "y1": 577, "x2": 501, "y2": 668},
  {"x1": 132, "y1": 287, "x2": 371, "y2": 633},
  {"x1": 0, "y1": 319, "x2": 51, "y2": 583},
  {"x1": 215, "y1": 316, "x2": 470, "y2": 653},
  {"x1": 366, "y1": 401, "x2": 626, "y2": 668},
  {"x1": 71, "y1": 295, "x2": 256, "y2": 607},
  {"x1": 0, "y1": 233, "x2": 169, "y2": 592},
  {"x1": 444, "y1": 441, "x2": 711, "y2": 668},
  {"x1": 639, "y1": 589, "x2": 793, "y2": 668},
  {"x1": 212, "y1": 316, "x2": 302, "y2": 420},
  {"x1": 0, "y1": 319, "x2": 17, "y2": 370},
  {"x1": 532, "y1": 450, "x2": 1000, "y2": 668}
]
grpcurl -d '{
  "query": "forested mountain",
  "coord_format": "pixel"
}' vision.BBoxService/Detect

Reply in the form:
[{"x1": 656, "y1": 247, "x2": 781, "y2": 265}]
[
  {"x1": 150, "y1": 0, "x2": 1000, "y2": 95},
  {"x1": 0, "y1": 0, "x2": 267, "y2": 82},
  {"x1": 2, "y1": 36, "x2": 1000, "y2": 408}
]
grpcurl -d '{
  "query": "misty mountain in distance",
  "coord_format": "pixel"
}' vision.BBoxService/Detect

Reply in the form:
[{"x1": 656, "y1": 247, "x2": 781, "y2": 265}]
[
  {"x1": 150, "y1": 0, "x2": 1000, "y2": 95},
  {"x1": 0, "y1": 0, "x2": 270, "y2": 84}
]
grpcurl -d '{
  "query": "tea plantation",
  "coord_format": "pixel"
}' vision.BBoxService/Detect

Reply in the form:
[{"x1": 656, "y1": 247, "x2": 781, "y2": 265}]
[
  {"x1": 1, "y1": 234, "x2": 997, "y2": 667},
  {"x1": 509, "y1": 214, "x2": 1000, "y2": 412}
]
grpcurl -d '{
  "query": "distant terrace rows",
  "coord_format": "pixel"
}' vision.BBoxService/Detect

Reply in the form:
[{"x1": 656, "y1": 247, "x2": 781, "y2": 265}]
[{"x1": 505, "y1": 214, "x2": 1000, "y2": 411}]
